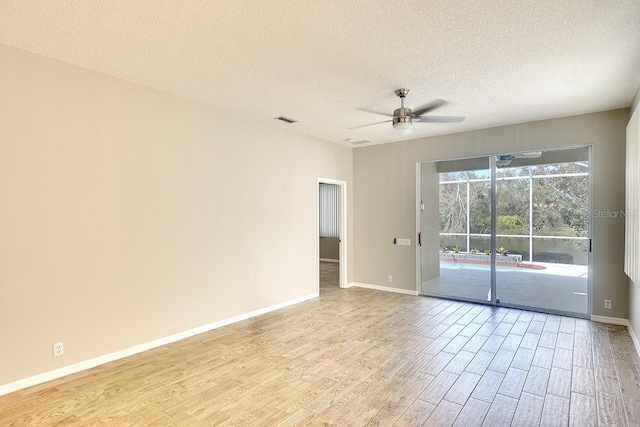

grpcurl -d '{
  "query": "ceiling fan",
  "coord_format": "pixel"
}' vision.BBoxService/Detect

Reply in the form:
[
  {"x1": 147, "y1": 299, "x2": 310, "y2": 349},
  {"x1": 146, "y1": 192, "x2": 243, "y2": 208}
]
[
  {"x1": 495, "y1": 151, "x2": 543, "y2": 167},
  {"x1": 351, "y1": 88, "x2": 465, "y2": 132}
]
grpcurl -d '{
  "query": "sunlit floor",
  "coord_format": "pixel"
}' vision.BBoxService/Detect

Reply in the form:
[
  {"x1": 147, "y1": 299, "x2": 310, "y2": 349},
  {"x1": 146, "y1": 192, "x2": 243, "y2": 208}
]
[
  {"x1": 320, "y1": 260, "x2": 340, "y2": 295},
  {"x1": 422, "y1": 261, "x2": 589, "y2": 315},
  {"x1": 4, "y1": 262, "x2": 636, "y2": 426}
]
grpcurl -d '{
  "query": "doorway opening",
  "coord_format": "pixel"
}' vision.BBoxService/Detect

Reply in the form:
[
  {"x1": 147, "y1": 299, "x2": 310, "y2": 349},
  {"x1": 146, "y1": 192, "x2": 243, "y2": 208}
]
[
  {"x1": 418, "y1": 146, "x2": 591, "y2": 317},
  {"x1": 317, "y1": 178, "x2": 347, "y2": 294}
]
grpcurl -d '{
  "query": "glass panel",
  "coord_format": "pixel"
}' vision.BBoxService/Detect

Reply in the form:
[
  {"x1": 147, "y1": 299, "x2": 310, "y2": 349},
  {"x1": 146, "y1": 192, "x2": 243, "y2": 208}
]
[
  {"x1": 421, "y1": 159, "x2": 491, "y2": 303},
  {"x1": 495, "y1": 148, "x2": 589, "y2": 315}
]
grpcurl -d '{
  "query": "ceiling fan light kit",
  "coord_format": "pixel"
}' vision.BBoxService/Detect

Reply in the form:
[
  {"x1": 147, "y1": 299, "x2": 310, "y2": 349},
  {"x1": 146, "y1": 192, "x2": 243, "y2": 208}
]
[
  {"x1": 392, "y1": 117, "x2": 413, "y2": 131},
  {"x1": 496, "y1": 157, "x2": 513, "y2": 166},
  {"x1": 495, "y1": 151, "x2": 543, "y2": 167}
]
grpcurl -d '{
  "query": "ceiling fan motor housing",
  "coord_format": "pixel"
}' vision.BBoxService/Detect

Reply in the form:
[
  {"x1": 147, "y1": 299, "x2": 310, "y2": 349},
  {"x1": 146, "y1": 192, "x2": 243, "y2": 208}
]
[
  {"x1": 393, "y1": 107, "x2": 412, "y2": 126},
  {"x1": 393, "y1": 88, "x2": 413, "y2": 129}
]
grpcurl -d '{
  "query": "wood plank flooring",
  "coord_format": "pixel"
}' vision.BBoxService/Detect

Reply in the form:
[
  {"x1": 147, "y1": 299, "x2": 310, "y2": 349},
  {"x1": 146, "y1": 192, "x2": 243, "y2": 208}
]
[{"x1": 1, "y1": 262, "x2": 639, "y2": 426}]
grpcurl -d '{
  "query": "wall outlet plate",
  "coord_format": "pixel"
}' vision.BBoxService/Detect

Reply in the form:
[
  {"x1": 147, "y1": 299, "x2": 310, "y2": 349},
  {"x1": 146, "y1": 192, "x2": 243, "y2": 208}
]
[
  {"x1": 53, "y1": 342, "x2": 64, "y2": 357},
  {"x1": 604, "y1": 299, "x2": 612, "y2": 309}
]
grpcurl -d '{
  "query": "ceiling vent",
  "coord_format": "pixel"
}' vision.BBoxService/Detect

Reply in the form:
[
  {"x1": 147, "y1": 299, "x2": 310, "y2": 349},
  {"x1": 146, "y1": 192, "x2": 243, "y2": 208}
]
[
  {"x1": 346, "y1": 138, "x2": 370, "y2": 146},
  {"x1": 276, "y1": 116, "x2": 297, "y2": 124}
]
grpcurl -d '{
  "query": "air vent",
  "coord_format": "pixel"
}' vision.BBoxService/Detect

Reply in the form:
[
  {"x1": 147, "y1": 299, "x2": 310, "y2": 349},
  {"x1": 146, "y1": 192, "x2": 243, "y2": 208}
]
[
  {"x1": 346, "y1": 138, "x2": 371, "y2": 146},
  {"x1": 276, "y1": 116, "x2": 297, "y2": 124}
]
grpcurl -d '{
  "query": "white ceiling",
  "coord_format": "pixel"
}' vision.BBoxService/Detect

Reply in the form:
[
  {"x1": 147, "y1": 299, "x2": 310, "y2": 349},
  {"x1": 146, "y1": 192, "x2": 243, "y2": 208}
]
[{"x1": 1, "y1": 1, "x2": 639, "y2": 147}]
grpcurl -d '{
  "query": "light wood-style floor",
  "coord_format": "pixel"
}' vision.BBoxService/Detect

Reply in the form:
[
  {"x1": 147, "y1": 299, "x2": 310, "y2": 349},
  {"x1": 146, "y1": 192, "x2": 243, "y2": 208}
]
[{"x1": 2, "y1": 262, "x2": 639, "y2": 426}]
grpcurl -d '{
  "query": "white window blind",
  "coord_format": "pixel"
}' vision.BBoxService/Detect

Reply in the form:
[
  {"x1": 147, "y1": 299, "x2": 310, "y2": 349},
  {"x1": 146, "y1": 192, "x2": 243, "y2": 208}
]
[
  {"x1": 319, "y1": 184, "x2": 339, "y2": 238},
  {"x1": 626, "y1": 109, "x2": 640, "y2": 283}
]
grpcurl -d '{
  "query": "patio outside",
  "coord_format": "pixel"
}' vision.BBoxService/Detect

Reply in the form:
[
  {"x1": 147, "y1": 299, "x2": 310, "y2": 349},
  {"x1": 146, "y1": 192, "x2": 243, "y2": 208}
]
[
  {"x1": 423, "y1": 260, "x2": 588, "y2": 314},
  {"x1": 421, "y1": 153, "x2": 590, "y2": 316}
]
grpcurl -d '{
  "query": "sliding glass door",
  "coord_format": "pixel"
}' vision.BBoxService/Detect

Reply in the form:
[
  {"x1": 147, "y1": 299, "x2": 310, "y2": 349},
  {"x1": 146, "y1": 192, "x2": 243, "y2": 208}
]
[
  {"x1": 419, "y1": 147, "x2": 590, "y2": 317},
  {"x1": 420, "y1": 158, "x2": 492, "y2": 303},
  {"x1": 495, "y1": 148, "x2": 590, "y2": 315}
]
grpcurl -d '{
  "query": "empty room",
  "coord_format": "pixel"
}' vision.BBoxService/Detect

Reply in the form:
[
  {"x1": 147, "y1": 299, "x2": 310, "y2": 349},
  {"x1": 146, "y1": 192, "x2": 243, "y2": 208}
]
[{"x1": 1, "y1": 1, "x2": 640, "y2": 426}]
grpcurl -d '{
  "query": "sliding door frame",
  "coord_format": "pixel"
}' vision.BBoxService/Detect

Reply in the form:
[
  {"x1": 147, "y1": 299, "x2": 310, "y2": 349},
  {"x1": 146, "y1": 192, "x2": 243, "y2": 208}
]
[
  {"x1": 490, "y1": 155, "x2": 498, "y2": 305},
  {"x1": 416, "y1": 145, "x2": 592, "y2": 318}
]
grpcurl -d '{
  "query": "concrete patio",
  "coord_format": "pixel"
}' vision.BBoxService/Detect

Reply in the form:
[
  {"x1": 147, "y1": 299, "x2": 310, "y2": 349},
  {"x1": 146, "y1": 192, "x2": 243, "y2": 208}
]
[{"x1": 421, "y1": 261, "x2": 589, "y2": 315}]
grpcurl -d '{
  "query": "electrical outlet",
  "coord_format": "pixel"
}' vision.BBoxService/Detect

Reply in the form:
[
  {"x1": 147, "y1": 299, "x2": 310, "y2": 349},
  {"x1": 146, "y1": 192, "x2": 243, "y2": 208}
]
[
  {"x1": 604, "y1": 299, "x2": 612, "y2": 309},
  {"x1": 53, "y1": 342, "x2": 64, "y2": 357},
  {"x1": 387, "y1": 275, "x2": 393, "y2": 282}
]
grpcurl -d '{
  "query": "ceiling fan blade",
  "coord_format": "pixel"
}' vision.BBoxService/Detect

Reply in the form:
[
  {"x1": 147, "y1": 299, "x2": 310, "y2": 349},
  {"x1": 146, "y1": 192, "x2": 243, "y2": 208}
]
[
  {"x1": 356, "y1": 107, "x2": 393, "y2": 117},
  {"x1": 411, "y1": 99, "x2": 448, "y2": 116},
  {"x1": 348, "y1": 120, "x2": 391, "y2": 129},
  {"x1": 414, "y1": 115, "x2": 465, "y2": 123}
]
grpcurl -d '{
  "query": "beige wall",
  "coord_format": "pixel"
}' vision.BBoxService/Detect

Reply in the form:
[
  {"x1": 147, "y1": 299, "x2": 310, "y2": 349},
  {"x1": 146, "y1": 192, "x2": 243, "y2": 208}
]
[
  {"x1": 319, "y1": 237, "x2": 340, "y2": 260},
  {"x1": 629, "y1": 86, "x2": 640, "y2": 339},
  {"x1": 354, "y1": 109, "x2": 629, "y2": 318},
  {"x1": 0, "y1": 44, "x2": 353, "y2": 386}
]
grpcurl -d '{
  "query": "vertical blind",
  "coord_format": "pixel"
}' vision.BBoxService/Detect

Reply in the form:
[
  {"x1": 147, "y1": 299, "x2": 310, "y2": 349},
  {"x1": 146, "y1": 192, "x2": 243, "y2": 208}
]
[
  {"x1": 319, "y1": 184, "x2": 339, "y2": 238},
  {"x1": 626, "y1": 110, "x2": 640, "y2": 283}
]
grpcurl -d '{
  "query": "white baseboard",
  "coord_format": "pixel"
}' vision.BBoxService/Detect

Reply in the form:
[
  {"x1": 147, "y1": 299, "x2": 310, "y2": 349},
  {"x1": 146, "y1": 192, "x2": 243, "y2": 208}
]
[
  {"x1": 0, "y1": 292, "x2": 318, "y2": 397},
  {"x1": 319, "y1": 258, "x2": 339, "y2": 263},
  {"x1": 590, "y1": 315, "x2": 629, "y2": 326},
  {"x1": 346, "y1": 282, "x2": 418, "y2": 296},
  {"x1": 628, "y1": 322, "x2": 640, "y2": 360}
]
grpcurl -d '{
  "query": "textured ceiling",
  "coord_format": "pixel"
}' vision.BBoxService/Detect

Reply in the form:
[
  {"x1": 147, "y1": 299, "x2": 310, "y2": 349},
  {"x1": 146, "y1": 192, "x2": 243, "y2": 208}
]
[{"x1": 1, "y1": 1, "x2": 640, "y2": 147}]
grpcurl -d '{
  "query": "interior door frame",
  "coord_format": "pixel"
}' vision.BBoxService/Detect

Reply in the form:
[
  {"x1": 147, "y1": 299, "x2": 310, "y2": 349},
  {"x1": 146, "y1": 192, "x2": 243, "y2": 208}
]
[{"x1": 317, "y1": 177, "x2": 348, "y2": 292}]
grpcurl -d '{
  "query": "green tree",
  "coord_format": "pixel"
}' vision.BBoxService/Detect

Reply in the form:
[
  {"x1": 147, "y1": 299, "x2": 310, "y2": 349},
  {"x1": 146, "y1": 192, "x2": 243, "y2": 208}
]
[
  {"x1": 439, "y1": 182, "x2": 467, "y2": 233},
  {"x1": 438, "y1": 161, "x2": 588, "y2": 242},
  {"x1": 532, "y1": 164, "x2": 588, "y2": 237},
  {"x1": 469, "y1": 181, "x2": 491, "y2": 234},
  {"x1": 497, "y1": 215, "x2": 528, "y2": 235}
]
